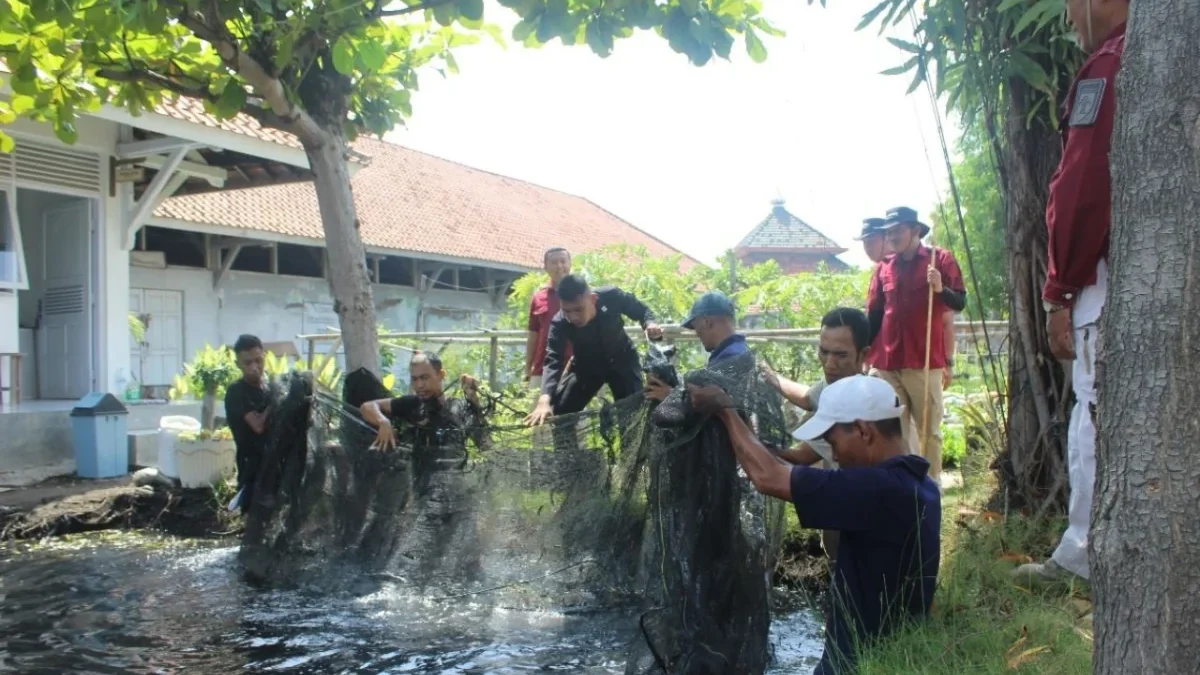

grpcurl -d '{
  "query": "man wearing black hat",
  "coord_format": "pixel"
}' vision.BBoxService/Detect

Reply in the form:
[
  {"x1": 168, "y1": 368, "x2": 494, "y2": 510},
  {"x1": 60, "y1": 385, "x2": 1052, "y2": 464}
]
[
  {"x1": 867, "y1": 206, "x2": 967, "y2": 483},
  {"x1": 646, "y1": 291, "x2": 747, "y2": 402}
]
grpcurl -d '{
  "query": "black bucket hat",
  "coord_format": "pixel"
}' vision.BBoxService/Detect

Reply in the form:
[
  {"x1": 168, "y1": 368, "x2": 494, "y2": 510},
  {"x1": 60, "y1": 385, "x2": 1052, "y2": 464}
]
[
  {"x1": 853, "y1": 217, "x2": 887, "y2": 241},
  {"x1": 881, "y1": 206, "x2": 931, "y2": 238}
]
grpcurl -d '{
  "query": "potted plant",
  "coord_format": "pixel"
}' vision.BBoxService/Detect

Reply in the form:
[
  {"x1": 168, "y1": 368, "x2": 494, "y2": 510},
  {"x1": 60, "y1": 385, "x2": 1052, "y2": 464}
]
[
  {"x1": 175, "y1": 426, "x2": 236, "y2": 488},
  {"x1": 180, "y1": 344, "x2": 239, "y2": 430}
]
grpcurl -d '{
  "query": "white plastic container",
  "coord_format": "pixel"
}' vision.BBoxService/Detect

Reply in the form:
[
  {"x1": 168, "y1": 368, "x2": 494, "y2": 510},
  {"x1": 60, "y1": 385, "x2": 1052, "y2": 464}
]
[
  {"x1": 175, "y1": 439, "x2": 236, "y2": 488},
  {"x1": 157, "y1": 416, "x2": 201, "y2": 479}
]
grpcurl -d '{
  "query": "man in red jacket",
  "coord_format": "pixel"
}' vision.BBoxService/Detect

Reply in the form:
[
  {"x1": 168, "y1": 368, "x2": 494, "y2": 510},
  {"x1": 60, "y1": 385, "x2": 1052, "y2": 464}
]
[
  {"x1": 1014, "y1": 0, "x2": 1128, "y2": 589},
  {"x1": 868, "y1": 207, "x2": 967, "y2": 484}
]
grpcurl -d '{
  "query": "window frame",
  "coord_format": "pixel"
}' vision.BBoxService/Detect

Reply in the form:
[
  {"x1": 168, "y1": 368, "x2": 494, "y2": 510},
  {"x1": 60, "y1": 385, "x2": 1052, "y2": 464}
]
[{"x1": 0, "y1": 185, "x2": 30, "y2": 291}]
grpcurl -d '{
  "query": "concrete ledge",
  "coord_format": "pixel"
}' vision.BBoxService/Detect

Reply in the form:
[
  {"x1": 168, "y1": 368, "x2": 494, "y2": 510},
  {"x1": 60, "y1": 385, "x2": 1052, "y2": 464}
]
[{"x1": 129, "y1": 430, "x2": 159, "y2": 468}]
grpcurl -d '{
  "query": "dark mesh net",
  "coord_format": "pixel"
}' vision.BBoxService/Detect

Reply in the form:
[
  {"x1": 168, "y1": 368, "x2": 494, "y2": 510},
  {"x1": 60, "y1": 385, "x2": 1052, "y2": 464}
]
[{"x1": 240, "y1": 348, "x2": 791, "y2": 673}]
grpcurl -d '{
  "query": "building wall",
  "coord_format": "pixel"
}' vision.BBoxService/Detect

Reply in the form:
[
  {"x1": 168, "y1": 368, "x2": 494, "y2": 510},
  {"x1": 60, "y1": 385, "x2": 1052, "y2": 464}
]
[{"x1": 129, "y1": 264, "x2": 505, "y2": 381}]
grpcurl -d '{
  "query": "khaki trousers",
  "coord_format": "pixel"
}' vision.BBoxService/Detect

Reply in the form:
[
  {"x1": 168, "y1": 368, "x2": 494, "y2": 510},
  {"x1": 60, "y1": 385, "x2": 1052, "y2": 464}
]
[{"x1": 876, "y1": 368, "x2": 944, "y2": 481}]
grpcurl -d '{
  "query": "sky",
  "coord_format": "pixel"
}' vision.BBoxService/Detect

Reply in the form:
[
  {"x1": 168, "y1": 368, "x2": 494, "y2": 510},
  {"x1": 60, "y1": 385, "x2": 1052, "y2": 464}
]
[{"x1": 390, "y1": 2, "x2": 958, "y2": 269}]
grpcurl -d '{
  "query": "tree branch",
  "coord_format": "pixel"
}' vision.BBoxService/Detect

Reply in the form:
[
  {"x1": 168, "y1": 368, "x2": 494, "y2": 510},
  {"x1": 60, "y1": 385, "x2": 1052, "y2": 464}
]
[
  {"x1": 379, "y1": 0, "x2": 457, "y2": 17},
  {"x1": 177, "y1": 4, "x2": 326, "y2": 145}
]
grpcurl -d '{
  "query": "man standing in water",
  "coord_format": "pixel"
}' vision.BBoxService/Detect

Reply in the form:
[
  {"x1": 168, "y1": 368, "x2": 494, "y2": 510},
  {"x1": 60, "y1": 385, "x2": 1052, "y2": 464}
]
[
  {"x1": 690, "y1": 375, "x2": 940, "y2": 674},
  {"x1": 360, "y1": 352, "x2": 487, "y2": 453},
  {"x1": 524, "y1": 247, "x2": 573, "y2": 390},
  {"x1": 225, "y1": 334, "x2": 270, "y2": 514},
  {"x1": 524, "y1": 274, "x2": 662, "y2": 424},
  {"x1": 1013, "y1": 0, "x2": 1128, "y2": 590},
  {"x1": 868, "y1": 206, "x2": 967, "y2": 483}
]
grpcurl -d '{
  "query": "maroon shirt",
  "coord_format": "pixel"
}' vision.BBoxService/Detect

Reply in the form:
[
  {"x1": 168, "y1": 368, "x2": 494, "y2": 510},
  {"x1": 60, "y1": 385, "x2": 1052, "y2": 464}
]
[
  {"x1": 527, "y1": 285, "x2": 569, "y2": 376},
  {"x1": 868, "y1": 246, "x2": 965, "y2": 371},
  {"x1": 864, "y1": 263, "x2": 884, "y2": 368},
  {"x1": 1043, "y1": 24, "x2": 1125, "y2": 307}
]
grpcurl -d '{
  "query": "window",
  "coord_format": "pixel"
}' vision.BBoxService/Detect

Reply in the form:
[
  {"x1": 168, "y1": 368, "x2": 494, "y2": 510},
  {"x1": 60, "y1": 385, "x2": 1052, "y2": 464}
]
[
  {"x1": 277, "y1": 243, "x2": 324, "y2": 278},
  {"x1": 222, "y1": 245, "x2": 273, "y2": 274},
  {"x1": 377, "y1": 255, "x2": 413, "y2": 286},
  {"x1": 457, "y1": 268, "x2": 486, "y2": 293},
  {"x1": 0, "y1": 190, "x2": 29, "y2": 290},
  {"x1": 141, "y1": 226, "x2": 206, "y2": 268}
]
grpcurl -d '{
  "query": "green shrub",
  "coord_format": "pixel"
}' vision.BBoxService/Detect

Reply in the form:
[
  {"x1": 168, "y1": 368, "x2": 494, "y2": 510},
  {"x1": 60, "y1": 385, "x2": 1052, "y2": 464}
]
[{"x1": 942, "y1": 424, "x2": 967, "y2": 469}]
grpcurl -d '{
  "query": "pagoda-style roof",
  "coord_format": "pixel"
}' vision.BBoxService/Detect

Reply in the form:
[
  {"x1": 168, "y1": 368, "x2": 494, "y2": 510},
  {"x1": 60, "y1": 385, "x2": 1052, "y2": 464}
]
[{"x1": 735, "y1": 199, "x2": 847, "y2": 254}]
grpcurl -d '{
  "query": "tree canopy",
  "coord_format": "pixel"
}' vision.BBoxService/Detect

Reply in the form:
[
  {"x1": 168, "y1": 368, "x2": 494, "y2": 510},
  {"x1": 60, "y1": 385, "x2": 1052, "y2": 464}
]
[{"x1": 0, "y1": 0, "x2": 783, "y2": 152}]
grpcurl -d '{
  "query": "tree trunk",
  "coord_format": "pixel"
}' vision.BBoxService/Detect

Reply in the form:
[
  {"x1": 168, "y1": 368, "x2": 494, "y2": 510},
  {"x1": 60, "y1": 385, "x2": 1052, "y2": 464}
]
[
  {"x1": 304, "y1": 128, "x2": 381, "y2": 376},
  {"x1": 995, "y1": 79, "x2": 1072, "y2": 511},
  {"x1": 1093, "y1": 2, "x2": 1200, "y2": 672},
  {"x1": 202, "y1": 388, "x2": 217, "y2": 431}
]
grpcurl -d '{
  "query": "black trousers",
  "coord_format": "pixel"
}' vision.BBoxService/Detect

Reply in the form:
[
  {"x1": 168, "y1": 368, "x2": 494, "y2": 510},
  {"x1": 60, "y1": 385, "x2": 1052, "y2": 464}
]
[{"x1": 550, "y1": 361, "x2": 644, "y2": 415}]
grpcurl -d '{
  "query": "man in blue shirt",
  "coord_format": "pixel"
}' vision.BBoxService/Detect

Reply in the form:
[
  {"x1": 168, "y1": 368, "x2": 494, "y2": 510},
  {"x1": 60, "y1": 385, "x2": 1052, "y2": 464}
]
[
  {"x1": 689, "y1": 375, "x2": 941, "y2": 674},
  {"x1": 646, "y1": 291, "x2": 746, "y2": 402}
]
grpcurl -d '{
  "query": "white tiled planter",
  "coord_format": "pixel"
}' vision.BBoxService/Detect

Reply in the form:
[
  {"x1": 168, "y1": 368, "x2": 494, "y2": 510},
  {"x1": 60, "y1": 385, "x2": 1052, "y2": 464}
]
[{"x1": 175, "y1": 439, "x2": 236, "y2": 488}]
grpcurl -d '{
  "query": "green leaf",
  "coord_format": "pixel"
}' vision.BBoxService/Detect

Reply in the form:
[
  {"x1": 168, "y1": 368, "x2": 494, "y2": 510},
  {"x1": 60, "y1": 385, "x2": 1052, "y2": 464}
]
[
  {"x1": 886, "y1": 37, "x2": 922, "y2": 53},
  {"x1": 585, "y1": 20, "x2": 614, "y2": 57},
  {"x1": 997, "y1": 0, "x2": 1027, "y2": 12},
  {"x1": 880, "y1": 55, "x2": 918, "y2": 76},
  {"x1": 216, "y1": 79, "x2": 247, "y2": 118},
  {"x1": 856, "y1": 0, "x2": 893, "y2": 31},
  {"x1": 433, "y1": 2, "x2": 458, "y2": 27},
  {"x1": 512, "y1": 18, "x2": 537, "y2": 42},
  {"x1": 10, "y1": 94, "x2": 36, "y2": 115},
  {"x1": 906, "y1": 63, "x2": 925, "y2": 94},
  {"x1": 357, "y1": 40, "x2": 387, "y2": 72},
  {"x1": 745, "y1": 29, "x2": 767, "y2": 63},
  {"x1": 53, "y1": 119, "x2": 77, "y2": 145},
  {"x1": 332, "y1": 36, "x2": 356, "y2": 75},
  {"x1": 1014, "y1": 0, "x2": 1059, "y2": 34},
  {"x1": 457, "y1": 0, "x2": 485, "y2": 22},
  {"x1": 680, "y1": 0, "x2": 700, "y2": 17},
  {"x1": 1, "y1": 130, "x2": 16, "y2": 154}
]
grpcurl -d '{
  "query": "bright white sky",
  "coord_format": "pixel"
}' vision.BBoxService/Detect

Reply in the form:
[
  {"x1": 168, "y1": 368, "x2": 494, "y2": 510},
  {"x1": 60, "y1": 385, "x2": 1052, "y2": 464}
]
[{"x1": 390, "y1": 2, "x2": 958, "y2": 269}]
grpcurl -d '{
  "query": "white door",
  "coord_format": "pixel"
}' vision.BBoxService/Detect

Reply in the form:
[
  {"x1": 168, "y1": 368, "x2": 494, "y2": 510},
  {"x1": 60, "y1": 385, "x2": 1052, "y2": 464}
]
[
  {"x1": 38, "y1": 200, "x2": 93, "y2": 399},
  {"x1": 130, "y1": 288, "x2": 184, "y2": 386}
]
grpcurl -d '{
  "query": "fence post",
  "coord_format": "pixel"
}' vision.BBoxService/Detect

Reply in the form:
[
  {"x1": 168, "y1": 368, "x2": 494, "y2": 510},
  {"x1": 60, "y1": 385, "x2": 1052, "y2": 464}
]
[
  {"x1": 488, "y1": 336, "x2": 499, "y2": 390},
  {"x1": 306, "y1": 338, "x2": 315, "y2": 368}
]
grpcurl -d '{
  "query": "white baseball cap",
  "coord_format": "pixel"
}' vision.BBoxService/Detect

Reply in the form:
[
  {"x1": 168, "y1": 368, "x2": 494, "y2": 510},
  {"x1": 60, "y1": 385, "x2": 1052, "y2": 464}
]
[{"x1": 792, "y1": 375, "x2": 906, "y2": 442}]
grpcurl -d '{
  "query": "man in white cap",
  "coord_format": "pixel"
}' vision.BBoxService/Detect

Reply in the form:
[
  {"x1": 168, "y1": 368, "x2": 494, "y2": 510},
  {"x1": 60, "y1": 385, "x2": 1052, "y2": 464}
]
[{"x1": 688, "y1": 375, "x2": 941, "y2": 675}]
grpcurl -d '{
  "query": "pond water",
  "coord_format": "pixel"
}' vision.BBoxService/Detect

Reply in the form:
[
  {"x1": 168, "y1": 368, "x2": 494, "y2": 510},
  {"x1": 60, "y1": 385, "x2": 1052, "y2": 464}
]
[{"x1": 0, "y1": 534, "x2": 825, "y2": 674}]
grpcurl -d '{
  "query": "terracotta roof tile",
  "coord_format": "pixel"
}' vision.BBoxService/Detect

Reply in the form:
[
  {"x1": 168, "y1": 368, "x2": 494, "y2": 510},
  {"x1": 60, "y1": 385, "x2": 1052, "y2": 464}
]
[
  {"x1": 155, "y1": 136, "x2": 698, "y2": 270},
  {"x1": 153, "y1": 96, "x2": 304, "y2": 150}
]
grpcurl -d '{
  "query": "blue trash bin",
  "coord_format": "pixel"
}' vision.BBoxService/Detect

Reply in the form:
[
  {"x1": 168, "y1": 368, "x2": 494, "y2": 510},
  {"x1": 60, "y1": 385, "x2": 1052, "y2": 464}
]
[{"x1": 71, "y1": 393, "x2": 130, "y2": 479}]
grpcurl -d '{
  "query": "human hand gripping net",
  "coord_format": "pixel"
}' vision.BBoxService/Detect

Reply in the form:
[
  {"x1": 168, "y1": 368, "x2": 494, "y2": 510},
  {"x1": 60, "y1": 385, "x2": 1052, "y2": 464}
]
[{"x1": 239, "y1": 351, "x2": 791, "y2": 674}]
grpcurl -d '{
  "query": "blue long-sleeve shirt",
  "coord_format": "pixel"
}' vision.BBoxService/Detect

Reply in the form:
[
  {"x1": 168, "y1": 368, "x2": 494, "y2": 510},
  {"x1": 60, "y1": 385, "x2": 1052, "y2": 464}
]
[{"x1": 790, "y1": 455, "x2": 941, "y2": 674}]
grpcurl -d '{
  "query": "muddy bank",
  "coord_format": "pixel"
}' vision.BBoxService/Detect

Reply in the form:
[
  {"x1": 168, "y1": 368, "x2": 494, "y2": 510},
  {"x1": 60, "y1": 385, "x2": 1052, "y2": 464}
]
[
  {"x1": 774, "y1": 527, "x2": 830, "y2": 597},
  {"x1": 0, "y1": 481, "x2": 234, "y2": 541}
]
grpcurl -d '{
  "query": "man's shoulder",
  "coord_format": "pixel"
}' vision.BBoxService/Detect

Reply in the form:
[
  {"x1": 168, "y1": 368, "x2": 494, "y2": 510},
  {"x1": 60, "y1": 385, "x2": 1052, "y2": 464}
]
[
  {"x1": 593, "y1": 285, "x2": 623, "y2": 298},
  {"x1": 225, "y1": 380, "x2": 247, "y2": 400}
]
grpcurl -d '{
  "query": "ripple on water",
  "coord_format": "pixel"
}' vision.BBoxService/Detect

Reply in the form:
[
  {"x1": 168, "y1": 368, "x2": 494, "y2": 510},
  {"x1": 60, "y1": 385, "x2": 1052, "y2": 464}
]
[{"x1": 0, "y1": 533, "x2": 824, "y2": 674}]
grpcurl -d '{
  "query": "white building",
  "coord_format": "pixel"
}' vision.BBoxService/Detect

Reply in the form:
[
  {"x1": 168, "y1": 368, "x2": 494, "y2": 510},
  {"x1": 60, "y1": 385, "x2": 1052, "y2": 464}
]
[{"x1": 0, "y1": 94, "x2": 693, "y2": 480}]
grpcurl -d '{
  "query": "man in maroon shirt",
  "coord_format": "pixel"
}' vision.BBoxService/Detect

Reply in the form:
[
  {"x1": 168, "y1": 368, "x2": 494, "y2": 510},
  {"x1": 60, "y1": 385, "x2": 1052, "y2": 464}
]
[
  {"x1": 868, "y1": 206, "x2": 967, "y2": 483},
  {"x1": 524, "y1": 247, "x2": 573, "y2": 390},
  {"x1": 1014, "y1": 0, "x2": 1128, "y2": 590}
]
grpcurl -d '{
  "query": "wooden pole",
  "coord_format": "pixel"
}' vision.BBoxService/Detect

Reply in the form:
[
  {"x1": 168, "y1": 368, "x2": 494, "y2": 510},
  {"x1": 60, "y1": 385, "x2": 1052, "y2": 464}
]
[
  {"x1": 921, "y1": 279, "x2": 936, "y2": 458},
  {"x1": 488, "y1": 336, "x2": 499, "y2": 390}
]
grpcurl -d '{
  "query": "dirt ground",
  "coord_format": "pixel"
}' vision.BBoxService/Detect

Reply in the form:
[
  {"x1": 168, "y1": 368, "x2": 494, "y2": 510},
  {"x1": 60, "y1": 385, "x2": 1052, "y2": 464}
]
[{"x1": 0, "y1": 475, "x2": 234, "y2": 541}]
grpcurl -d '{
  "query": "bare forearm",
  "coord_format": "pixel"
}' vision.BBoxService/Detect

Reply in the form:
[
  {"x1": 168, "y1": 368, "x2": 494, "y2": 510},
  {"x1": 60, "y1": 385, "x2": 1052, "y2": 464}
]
[
  {"x1": 776, "y1": 374, "x2": 811, "y2": 410},
  {"x1": 779, "y1": 444, "x2": 822, "y2": 467},
  {"x1": 360, "y1": 400, "x2": 389, "y2": 428}
]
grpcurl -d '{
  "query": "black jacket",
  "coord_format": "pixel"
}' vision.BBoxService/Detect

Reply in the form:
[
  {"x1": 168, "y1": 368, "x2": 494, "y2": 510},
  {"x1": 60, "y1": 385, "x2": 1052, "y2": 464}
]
[{"x1": 541, "y1": 286, "x2": 656, "y2": 396}]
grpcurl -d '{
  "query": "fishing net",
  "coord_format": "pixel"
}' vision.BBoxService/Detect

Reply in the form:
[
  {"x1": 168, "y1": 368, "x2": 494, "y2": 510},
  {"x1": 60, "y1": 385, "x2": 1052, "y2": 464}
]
[{"x1": 240, "y1": 347, "x2": 791, "y2": 674}]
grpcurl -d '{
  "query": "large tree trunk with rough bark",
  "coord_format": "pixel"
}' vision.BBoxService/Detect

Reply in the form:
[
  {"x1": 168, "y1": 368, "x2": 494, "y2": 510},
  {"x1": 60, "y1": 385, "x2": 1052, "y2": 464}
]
[
  {"x1": 1092, "y1": 2, "x2": 1200, "y2": 672},
  {"x1": 988, "y1": 77, "x2": 1071, "y2": 512},
  {"x1": 305, "y1": 129, "x2": 381, "y2": 376}
]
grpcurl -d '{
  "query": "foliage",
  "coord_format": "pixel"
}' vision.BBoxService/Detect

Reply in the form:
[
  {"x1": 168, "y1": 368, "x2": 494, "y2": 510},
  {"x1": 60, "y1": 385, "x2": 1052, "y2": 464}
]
[
  {"x1": 178, "y1": 426, "x2": 233, "y2": 442},
  {"x1": 858, "y1": 482, "x2": 1091, "y2": 674},
  {"x1": 930, "y1": 128, "x2": 1007, "y2": 319},
  {"x1": 128, "y1": 312, "x2": 147, "y2": 344},
  {"x1": 180, "y1": 344, "x2": 239, "y2": 398},
  {"x1": 264, "y1": 350, "x2": 348, "y2": 391},
  {"x1": 941, "y1": 424, "x2": 965, "y2": 469},
  {"x1": 0, "y1": 0, "x2": 783, "y2": 152}
]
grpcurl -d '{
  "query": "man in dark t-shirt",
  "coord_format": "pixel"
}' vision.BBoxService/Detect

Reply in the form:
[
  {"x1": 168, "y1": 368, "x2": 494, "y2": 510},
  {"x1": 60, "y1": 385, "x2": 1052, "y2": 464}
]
[
  {"x1": 225, "y1": 334, "x2": 270, "y2": 514},
  {"x1": 690, "y1": 375, "x2": 940, "y2": 674}
]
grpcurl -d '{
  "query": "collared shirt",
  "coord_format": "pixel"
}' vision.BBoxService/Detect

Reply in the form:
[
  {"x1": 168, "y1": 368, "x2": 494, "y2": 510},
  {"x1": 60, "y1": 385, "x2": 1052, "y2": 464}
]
[
  {"x1": 708, "y1": 333, "x2": 749, "y2": 364},
  {"x1": 1044, "y1": 23, "x2": 1126, "y2": 307},
  {"x1": 868, "y1": 245, "x2": 965, "y2": 371},
  {"x1": 527, "y1": 285, "x2": 569, "y2": 376},
  {"x1": 791, "y1": 456, "x2": 941, "y2": 674},
  {"x1": 542, "y1": 286, "x2": 656, "y2": 396},
  {"x1": 864, "y1": 263, "x2": 884, "y2": 367}
]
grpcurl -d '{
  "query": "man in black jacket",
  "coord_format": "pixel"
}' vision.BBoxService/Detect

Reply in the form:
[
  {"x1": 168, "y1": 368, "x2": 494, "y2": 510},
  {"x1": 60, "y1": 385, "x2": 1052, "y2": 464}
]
[{"x1": 525, "y1": 274, "x2": 662, "y2": 425}]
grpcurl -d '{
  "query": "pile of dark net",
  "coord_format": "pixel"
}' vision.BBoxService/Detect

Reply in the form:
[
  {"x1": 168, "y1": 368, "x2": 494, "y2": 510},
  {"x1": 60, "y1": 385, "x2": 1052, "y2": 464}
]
[{"x1": 240, "y1": 349, "x2": 792, "y2": 674}]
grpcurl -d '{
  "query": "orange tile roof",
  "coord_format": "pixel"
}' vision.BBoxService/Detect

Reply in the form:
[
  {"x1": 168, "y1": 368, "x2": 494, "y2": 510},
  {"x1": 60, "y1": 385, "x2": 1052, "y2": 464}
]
[
  {"x1": 155, "y1": 136, "x2": 699, "y2": 270},
  {"x1": 154, "y1": 96, "x2": 303, "y2": 150}
]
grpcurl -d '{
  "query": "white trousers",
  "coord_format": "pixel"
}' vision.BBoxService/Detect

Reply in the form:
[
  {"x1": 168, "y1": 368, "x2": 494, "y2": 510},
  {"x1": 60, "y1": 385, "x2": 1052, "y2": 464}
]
[{"x1": 1051, "y1": 259, "x2": 1106, "y2": 579}]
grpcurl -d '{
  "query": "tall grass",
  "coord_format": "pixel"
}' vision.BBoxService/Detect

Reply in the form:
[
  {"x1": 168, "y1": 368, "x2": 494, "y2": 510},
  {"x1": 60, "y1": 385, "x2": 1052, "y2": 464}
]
[{"x1": 856, "y1": 470, "x2": 1092, "y2": 675}]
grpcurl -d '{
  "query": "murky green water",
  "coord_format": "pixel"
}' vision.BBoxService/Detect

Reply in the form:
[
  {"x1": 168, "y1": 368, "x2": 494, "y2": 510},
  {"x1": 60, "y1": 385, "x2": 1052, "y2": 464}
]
[{"x1": 0, "y1": 533, "x2": 823, "y2": 673}]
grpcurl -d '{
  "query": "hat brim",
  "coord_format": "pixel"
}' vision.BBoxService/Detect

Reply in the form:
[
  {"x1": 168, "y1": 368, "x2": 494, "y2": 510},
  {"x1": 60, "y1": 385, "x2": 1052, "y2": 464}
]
[
  {"x1": 793, "y1": 413, "x2": 837, "y2": 442},
  {"x1": 681, "y1": 315, "x2": 698, "y2": 330},
  {"x1": 880, "y1": 220, "x2": 931, "y2": 238},
  {"x1": 852, "y1": 231, "x2": 883, "y2": 241}
]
